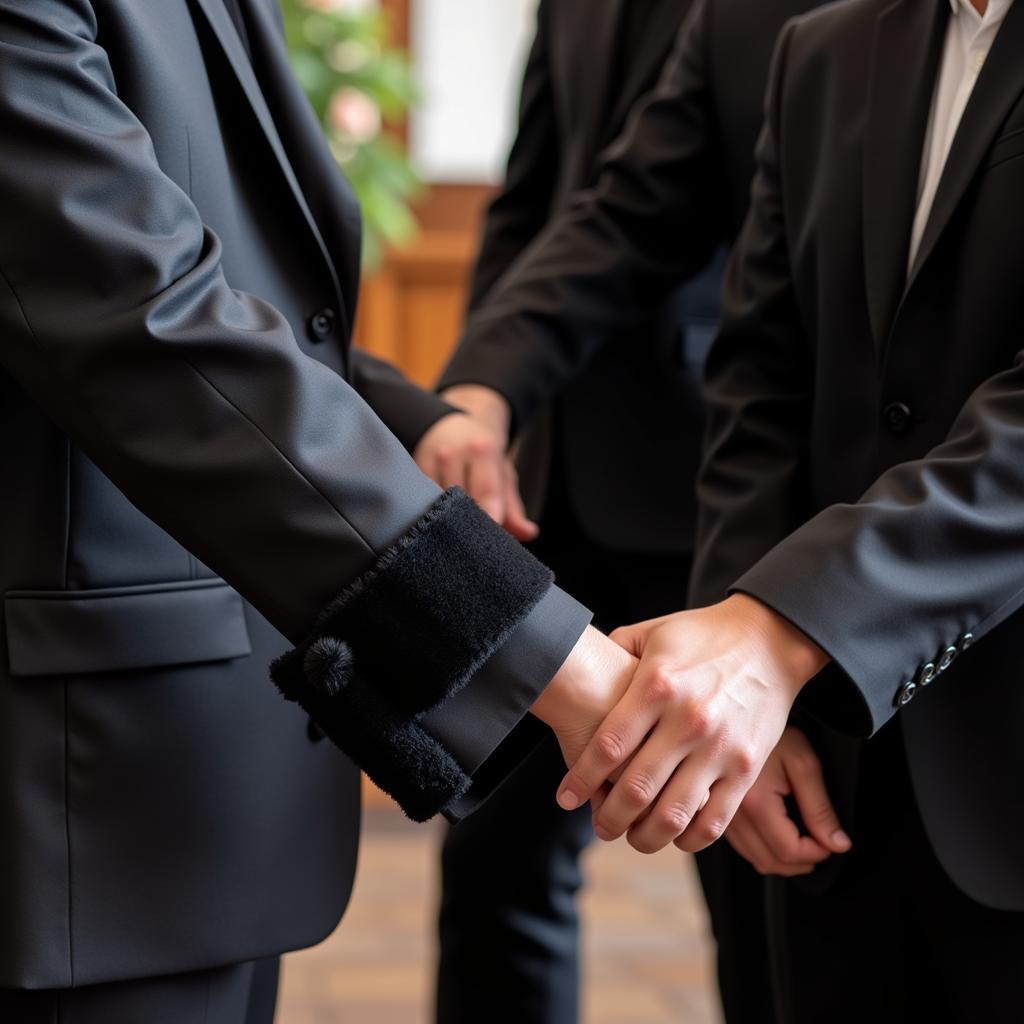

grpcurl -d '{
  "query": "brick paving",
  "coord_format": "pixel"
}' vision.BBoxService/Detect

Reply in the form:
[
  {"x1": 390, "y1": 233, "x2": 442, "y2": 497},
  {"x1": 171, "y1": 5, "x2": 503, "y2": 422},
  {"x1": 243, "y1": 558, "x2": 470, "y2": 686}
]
[{"x1": 279, "y1": 806, "x2": 723, "y2": 1023}]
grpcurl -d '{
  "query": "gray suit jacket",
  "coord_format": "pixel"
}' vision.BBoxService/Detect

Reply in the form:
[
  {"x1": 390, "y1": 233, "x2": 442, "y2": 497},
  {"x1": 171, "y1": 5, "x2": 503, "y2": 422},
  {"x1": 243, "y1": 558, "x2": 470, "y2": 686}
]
[{"x1": 0, "y1": 0, "x2": 589, "y2": 990}]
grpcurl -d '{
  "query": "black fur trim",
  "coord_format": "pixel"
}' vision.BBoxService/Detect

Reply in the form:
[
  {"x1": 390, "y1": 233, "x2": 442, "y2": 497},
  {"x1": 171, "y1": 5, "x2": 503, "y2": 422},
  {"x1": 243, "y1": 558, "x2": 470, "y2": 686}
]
[
  {"x1": 272, "y1": 487, "x2": 553, "y2": 715},
  {"x1": 282, "y1": 669, "x2": 471, "y2": 823}
]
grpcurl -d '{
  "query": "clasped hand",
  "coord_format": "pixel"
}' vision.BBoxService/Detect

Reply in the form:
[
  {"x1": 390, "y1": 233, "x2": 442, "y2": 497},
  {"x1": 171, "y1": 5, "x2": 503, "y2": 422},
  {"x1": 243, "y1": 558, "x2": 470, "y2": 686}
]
[
  {"x1": 415, "y1": 388, "x2": 844, "y2": 865},
  {"x1": 534, "y1": 598, "x2": 830, "y2": 856}
]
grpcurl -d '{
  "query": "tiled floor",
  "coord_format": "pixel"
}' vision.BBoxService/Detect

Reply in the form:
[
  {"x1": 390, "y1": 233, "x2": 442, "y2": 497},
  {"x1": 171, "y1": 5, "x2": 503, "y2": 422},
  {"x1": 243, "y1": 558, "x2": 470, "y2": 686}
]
[{"x1": 279, "y1": 806, "x2": 723, "y2": 1023}]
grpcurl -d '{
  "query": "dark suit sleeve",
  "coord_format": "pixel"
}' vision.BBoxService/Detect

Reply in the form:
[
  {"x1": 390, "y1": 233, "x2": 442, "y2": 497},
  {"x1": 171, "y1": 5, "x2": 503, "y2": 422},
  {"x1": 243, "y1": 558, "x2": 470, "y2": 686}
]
[
  {"x1": 693, "y1": 19, "x2": 1024, "y2": 739},
  {"x1": 465, "y1": 0, "x2": 561, "y2": 311},
  {"x1": 0, "y1": 0, "x2": 591, "y2": 821},
  {"x1": 350, "y1": 347, "x2": 459, "y2": 451},
  {"x1": 439, "y1": 0, "x2": 726, "y2": 430}
]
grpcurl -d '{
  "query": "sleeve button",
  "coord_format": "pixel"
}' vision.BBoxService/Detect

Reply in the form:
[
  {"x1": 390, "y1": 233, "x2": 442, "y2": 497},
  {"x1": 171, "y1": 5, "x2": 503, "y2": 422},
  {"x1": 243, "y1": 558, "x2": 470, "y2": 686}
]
[
  {"x1": 308, "y1": 308, "x2": 337, "y2": 341},
  {"x1": 895, "y1": 681, "x2": 917, "y2": 707},
  {"x1": 937, "y1": 646, "x2": 958, "y2": 673}
]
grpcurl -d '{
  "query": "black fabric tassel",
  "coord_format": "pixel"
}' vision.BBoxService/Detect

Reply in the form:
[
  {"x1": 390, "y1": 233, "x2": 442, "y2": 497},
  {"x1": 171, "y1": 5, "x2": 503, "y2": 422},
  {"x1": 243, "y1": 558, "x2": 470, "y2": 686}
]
[{"x1": 278, "y1": 651, "x2": 472, "y2": 822}]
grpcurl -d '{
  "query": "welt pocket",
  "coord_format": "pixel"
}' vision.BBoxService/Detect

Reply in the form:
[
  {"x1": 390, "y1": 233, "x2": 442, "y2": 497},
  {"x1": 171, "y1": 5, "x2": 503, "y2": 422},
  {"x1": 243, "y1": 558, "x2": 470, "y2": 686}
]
[
  {"x1": 985, "y1": 127, "x2": 1024, "y2": 169},
  {"x1": 4, "y1": 579, "x2": 251, "y2": 678}
]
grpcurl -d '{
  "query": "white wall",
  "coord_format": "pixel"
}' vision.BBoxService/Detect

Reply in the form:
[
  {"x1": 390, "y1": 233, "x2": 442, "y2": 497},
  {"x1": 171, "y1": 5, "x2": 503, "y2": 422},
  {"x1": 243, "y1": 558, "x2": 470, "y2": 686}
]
[{"x1": 409, "y1": 0, "x2": 539, "y2": 183}]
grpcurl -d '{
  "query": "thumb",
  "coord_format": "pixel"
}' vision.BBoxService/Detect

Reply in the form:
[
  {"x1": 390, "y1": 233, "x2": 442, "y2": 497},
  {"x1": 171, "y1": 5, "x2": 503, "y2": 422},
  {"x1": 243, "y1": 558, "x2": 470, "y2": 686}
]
[
  {"x1": 785, "y1": 738, "x2": 851, "y2": 854},
  {"x1": 608, "y1": 616, "x2": 669, "y2": 658}
]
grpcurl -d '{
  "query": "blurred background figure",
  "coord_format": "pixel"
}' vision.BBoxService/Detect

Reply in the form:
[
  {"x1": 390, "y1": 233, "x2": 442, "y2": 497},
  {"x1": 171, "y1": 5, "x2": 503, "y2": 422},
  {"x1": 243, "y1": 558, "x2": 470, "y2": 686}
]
[{"x1": 425, "y1": 3, "x2": 733, "y2": 1024}]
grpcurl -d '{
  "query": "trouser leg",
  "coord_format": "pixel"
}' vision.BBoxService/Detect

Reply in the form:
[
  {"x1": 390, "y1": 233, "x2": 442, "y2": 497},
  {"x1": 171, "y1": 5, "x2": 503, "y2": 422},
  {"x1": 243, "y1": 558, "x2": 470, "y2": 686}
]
[{"x1": 437, "y1": 735, "x2": 593, "y2": 1024}]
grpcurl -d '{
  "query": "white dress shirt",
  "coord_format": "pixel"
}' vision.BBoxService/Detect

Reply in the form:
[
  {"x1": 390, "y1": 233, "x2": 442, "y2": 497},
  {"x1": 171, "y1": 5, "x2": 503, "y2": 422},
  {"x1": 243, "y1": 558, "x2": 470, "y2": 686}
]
[{"x1": 908, "y1": 0, "x2": 1016, "y2": 272}]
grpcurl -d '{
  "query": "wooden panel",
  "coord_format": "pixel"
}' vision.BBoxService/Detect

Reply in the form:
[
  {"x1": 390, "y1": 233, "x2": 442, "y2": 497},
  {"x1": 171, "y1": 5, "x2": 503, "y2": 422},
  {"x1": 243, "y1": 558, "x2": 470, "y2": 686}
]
[{"x1": 354, "y1": 184, "x2": 496, "y2": 388}]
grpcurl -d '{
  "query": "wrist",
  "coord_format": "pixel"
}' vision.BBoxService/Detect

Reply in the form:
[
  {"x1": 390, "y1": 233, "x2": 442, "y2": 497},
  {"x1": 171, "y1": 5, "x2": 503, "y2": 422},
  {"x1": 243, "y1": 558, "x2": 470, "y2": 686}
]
[
  {"x1": 727, "y1": 593, "x2": 829, "y2": 703},
  {"x1": 532, "y1": 626, "x2": 635, "y2": 732},
  {"x1": 441, "y1": 384, "x2": 511, "y2": 442}
]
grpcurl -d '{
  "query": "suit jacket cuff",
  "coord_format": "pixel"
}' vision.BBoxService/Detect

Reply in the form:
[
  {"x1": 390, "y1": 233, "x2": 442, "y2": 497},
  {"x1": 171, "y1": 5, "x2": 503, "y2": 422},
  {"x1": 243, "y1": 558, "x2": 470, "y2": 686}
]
[
  {"x1": 271, "y1": 489, "x2": 588, "y2": 820},
  {"x1": 730, "y1": 519, "x2": 953, "y2": 738},
  {"x1": 422, "y1": 584, "x2": 592, "y2": 822}
]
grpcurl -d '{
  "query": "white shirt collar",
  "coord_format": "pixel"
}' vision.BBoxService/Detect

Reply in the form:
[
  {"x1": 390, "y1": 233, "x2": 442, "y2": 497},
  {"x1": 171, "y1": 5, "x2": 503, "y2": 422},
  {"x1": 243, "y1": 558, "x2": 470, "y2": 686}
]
[{"x1": 948, "y1": 0, "x2": 1015, "y2": 22}]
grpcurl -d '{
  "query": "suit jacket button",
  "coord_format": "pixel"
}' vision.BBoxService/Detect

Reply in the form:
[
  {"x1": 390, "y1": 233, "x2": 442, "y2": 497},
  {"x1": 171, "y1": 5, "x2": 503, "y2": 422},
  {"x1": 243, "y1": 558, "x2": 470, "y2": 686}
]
[
  {"x1": 959, "y1": 632, "x2": 974, "y2": 650},
  {"x1": 917, "y1": 662, "x2": 936, "y2": 686},
  {"x1": 883, "y1": 401, "x2": 912, "y2": 434},
  {"x1": 307, "y1": 717, "x2": 325, "y2": 742},
  {"x1": 937, "y1": 645, "x2": 958, "y2": 673},
  {"x1": 895, "y1": 681, "x2": 917, "y2": 707},
  {"x1": 308, "y1": 308, "x2": 336, "y2": 342}
]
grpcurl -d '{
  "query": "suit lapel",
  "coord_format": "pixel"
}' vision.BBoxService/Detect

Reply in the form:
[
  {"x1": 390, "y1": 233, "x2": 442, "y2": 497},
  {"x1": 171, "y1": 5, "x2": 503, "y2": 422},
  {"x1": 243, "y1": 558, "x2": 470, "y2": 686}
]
[
  {"x1": 907, "y1": 0, "x2": 1024, "y2": 287},
  {"x1": 189, "y1": 0, "x2": 344, "y2": 319},
  {"x1": 861, "y1": 0, "x2": 948, "y2": 349}
]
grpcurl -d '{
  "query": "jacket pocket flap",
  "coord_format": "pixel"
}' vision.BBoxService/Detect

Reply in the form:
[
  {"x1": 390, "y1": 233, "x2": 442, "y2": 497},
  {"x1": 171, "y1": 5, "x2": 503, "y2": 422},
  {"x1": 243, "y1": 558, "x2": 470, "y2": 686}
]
[{"x1": 5, "y1": 579, "x2": 251, "y2": 677}]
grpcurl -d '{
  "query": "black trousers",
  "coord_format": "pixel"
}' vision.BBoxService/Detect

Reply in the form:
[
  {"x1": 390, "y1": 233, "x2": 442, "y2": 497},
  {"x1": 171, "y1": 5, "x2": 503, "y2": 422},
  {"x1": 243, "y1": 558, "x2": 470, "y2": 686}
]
[
  {"x1": 770, "y1": 723, "x2": 1024, "y2": 1024},
  {"x1": 0, "y1": 957, "x2": 279, "y2": 1024},
  {"x1": 436, "y1": 463, "x2": 775, "y2": 1024}
]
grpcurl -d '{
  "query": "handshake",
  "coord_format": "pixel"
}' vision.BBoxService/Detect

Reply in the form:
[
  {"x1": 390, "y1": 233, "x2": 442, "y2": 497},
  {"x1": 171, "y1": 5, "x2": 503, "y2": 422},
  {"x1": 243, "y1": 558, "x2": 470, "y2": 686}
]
[{"x1": 415, "y1": 386, "x2": 852, "y2": 875}]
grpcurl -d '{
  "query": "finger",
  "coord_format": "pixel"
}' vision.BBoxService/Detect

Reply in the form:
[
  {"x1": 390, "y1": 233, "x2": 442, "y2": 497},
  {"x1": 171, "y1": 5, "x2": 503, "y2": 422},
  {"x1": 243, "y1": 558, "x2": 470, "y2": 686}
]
[
  {"x1": 746, "y1": 790, "x2": 832, "y2": 868},
  {"x1": 556, "y1": 662, "x2": 675, "y2": 812},
  {"x1": 589, "y1": 782, "x2": 611, "y2": 819},
  {"x1": 621, "y1": 756, "x2": 718, "y2": 853},
  {"x1": 591, "y1": 719, "x2": 694, "y2": 842},
  {"x1": 608, "y1": 617, "x2": 672, "y2": 658},
  {"x1": 466, "y1": 443, "x2": 505, "y2": 523},
  {"x1": 434, "y1": 446, "x2": 468, "y2": 491},
  {"x1": 724, "y1": 819, "x2": 817, "y2": 876},
  {"x1": 785, "y1": 744, "x2": 852, "y2": 854},
  {"x1": 674, "y1": 778, "x2": 749, "y2": 855},
  {"x1": 724, "y1": 817, "x2": 778, "y2": 875},
  {"x1": 501, "y1": 468, "x2": 539, "y2": 542}
]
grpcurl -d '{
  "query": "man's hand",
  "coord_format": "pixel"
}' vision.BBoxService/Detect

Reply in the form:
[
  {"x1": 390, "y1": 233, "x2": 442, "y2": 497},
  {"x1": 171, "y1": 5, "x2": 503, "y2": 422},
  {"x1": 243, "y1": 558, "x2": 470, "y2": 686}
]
[
  {"x1": 557, "y1": 594, "x2": 830, "y2": 854},
  {"x1": 726, "y1": 726, "x2": 851, "y2": 876},
  {"x1": 413, "y1": 386, "x2": 538, "y2": 542},
  {"x1": 531, "y1": 625, "x2": 639, "y2": 769}
]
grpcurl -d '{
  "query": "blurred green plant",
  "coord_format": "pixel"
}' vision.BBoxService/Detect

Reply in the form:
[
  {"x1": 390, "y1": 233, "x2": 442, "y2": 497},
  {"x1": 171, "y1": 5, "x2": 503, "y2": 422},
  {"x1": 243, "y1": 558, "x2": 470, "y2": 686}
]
[{"x1": 281, "y1": 0, "x2": 422, "y2": 267}]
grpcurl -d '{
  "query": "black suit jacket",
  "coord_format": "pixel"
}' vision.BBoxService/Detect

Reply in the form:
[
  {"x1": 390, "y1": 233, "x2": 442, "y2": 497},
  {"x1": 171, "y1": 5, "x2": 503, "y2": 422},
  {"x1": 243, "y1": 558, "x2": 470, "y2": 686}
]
[
  {"x1": 0, "y1": 0, "x2": 589, "y2": 989},
  {"x1": 692, "y1": 0, "x2": 1024, "y2": 910},
  {"x1": 442, "y1": 0, "x2": 711, "y2": 555}
]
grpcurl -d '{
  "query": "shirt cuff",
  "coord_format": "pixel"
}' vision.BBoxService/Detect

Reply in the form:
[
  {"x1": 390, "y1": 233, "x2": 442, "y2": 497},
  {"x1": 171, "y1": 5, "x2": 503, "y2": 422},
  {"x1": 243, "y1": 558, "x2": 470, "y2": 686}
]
[{"x1": 420, "y1": 585, "x2": 592, "y2": 821}]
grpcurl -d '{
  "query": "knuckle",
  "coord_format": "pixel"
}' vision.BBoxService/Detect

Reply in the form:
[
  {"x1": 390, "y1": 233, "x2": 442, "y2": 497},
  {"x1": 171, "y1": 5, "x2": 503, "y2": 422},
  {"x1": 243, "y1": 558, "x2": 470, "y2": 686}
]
[
  {"x1": 621, "y1": 771, "x2": 657, "y2": 808},
  {"x1": 682, "y1": 700, "x2": 714, "y2": 742},
  {"x1": 732, "y1": 743, "x2": 761, "y2": 778},
  {"x1": 657, "y1": 803, "x2": 692, "y2": 834},
  {"x1": 644, "y1": 666, "x2": 679, "y2": 705},
  {"x1": 697, "y1": 817, "x2": 727, "y2": 846},
  {"x1": 595, "y1": 729, "x2": 628, "y2": 766},
  {"x1": 468, "y1": 437, "x2": 499, "y2": 458},
  {"x1": 791, "y1": 751, "x2": 821, "y2": 776},
  {"x1": 806, "y1": 800, "x2": 837, "y2": 824}
]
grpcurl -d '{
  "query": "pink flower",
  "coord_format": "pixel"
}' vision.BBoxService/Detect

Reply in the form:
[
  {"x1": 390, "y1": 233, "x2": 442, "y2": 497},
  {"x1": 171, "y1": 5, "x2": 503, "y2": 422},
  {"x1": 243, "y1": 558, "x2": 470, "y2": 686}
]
[
  {"x1": 328, "y1": 87, "x2": 382, "y2": 143},
  {"x1": 302, "y1": 0, "x2": 374, "y2": 12}
]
